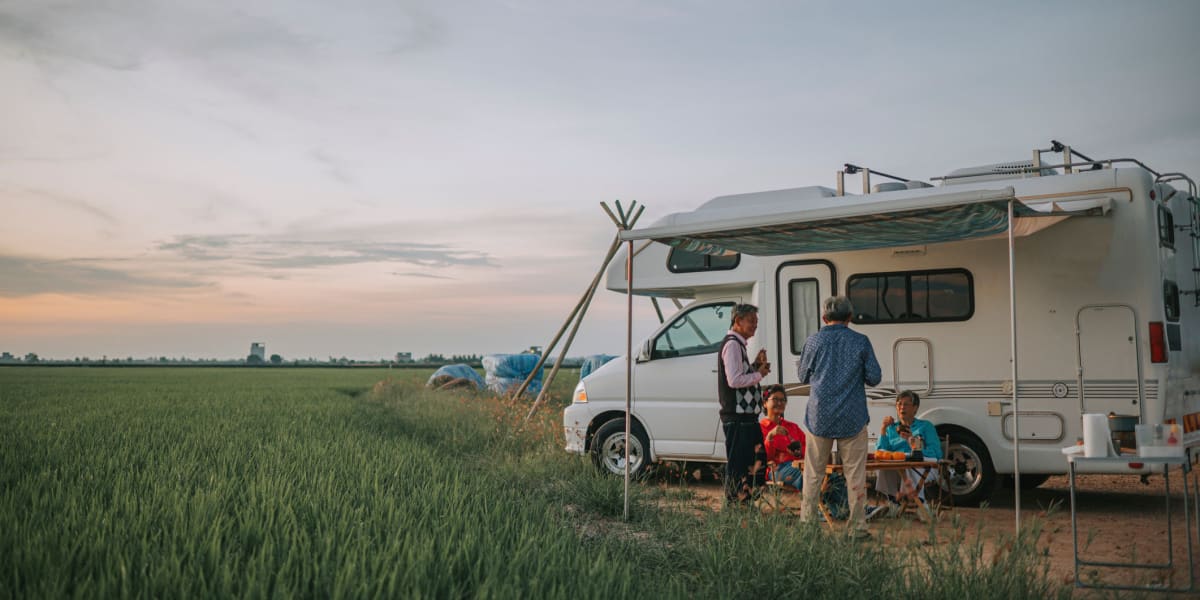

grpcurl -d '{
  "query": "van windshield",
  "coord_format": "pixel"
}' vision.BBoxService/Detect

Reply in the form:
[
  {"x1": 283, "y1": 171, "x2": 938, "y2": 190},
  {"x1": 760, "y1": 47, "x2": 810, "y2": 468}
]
[{"x1": 652, "y1": 303, "x2": 735, "y2": 359}]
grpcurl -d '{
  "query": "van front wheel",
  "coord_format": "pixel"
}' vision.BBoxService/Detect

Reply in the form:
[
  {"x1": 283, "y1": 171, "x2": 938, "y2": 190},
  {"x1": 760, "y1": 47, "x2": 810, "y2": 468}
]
[{"x1": 591, "y1": 418, "x2": 649, "y2": 478}]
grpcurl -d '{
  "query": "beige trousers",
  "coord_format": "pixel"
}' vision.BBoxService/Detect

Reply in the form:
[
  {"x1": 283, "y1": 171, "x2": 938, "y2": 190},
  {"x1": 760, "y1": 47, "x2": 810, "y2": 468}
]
[{"x1": 801, "y1": 426, "x2": 869, "y2": 533}]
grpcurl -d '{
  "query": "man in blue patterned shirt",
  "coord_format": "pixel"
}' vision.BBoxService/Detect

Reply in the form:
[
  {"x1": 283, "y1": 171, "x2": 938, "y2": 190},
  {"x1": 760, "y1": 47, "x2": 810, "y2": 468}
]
[{"x1": 797, "y1": 296, "x2": 882, "y2": 538}]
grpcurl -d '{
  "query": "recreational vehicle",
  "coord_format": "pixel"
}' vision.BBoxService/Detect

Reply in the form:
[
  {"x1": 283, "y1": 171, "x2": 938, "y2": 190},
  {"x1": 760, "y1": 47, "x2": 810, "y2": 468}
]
[{"x1": 562, "y1": 141, "x2": 1199, "y2": 505}]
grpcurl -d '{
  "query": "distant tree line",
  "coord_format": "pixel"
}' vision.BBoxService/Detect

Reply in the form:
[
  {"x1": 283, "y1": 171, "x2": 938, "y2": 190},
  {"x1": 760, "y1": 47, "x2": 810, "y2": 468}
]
[{"x1": 1, "y1": 352, "x2": 584, "y2": 368}]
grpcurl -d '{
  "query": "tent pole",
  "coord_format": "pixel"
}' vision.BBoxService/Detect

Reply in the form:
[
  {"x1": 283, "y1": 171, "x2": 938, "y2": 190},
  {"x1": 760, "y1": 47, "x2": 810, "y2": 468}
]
[
  {"x1": 522, "y1": 237, "x2": 621, "y2": 419},
  {"x1": 527, "y1": 258, "x2": 607, "y2": 420},
  {"x1": 1009, "y1": 199, "x2": 1021, "y2": 534},
  {"x1": 512, "y1": 236, "x2": 621, "y2": 401},
  {"x1": 624, "y1": 238, "x2": 633, "y2": 521}
]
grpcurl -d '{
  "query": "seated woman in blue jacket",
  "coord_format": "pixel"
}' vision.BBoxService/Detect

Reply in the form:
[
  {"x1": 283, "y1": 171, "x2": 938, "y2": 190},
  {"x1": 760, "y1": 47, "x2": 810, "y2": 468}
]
[{"x1": 873, "y1": 390, "x2": 942, "y2": 509}]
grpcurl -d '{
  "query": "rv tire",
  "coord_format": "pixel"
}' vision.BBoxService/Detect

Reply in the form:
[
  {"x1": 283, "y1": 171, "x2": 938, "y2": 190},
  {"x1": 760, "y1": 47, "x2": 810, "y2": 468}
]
[
  {"x1": 941, "y1": 428, "x2": 996, "y2": 507},
  {"x1": 591, "y1": 418, "x2": 650, "y2": 479}
]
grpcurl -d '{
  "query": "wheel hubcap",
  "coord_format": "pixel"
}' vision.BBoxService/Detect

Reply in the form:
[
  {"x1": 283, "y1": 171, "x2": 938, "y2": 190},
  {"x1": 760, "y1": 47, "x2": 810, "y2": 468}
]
[
  {"x1": 599, "y1": 432, "x2": 643, "y2": 475},
  {"x1": 945, "y1": 443, "x2": 982, "y2": 496}
]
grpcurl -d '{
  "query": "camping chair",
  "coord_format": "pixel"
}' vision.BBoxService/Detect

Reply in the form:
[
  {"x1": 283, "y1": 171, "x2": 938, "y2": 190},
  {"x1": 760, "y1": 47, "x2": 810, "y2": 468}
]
[
  {"x1": 761, "y1": 461, "x2": 800, "y2": 513},
  {"x1": 931, "y1": 434, "x2": 954, "y2": 511}
]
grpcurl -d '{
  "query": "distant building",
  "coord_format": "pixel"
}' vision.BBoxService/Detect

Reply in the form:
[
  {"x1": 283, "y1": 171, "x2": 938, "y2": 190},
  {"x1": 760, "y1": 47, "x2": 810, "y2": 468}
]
[
  {"x1": 395, "y1": 352, "x2": 413, "y2": 363},
  {"x1": 250, "y1": 343, "x2": 266, "y2": 361}
]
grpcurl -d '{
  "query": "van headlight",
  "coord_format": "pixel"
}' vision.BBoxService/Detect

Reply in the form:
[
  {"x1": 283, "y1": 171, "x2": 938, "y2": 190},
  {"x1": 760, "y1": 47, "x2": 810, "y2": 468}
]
[{"x1": 573, "y1": 382, "x2": 588, "y2": 404}]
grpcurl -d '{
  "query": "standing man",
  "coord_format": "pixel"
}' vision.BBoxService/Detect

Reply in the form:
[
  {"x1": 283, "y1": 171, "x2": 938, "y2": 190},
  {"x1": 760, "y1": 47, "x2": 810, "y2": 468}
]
[
  {"x1": 718, "y1": 303, "x2": 771, "y2": 504},
  {"x1": 797, "y1": 296, "x2": 882, "y2": 538}
]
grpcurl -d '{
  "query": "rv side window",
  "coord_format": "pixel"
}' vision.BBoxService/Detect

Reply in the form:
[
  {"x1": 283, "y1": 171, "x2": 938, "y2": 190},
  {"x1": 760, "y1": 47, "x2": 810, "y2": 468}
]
[
  {"x1": 667, "y1": 248, "x2": 740, "y2": 273},
  {"x1": 651, "y1": 302, "x2": 736, "y2": 360},
  {"x1": 847, "y1": 269, "x2": 974, "y2": 324},
  {"x1": 1158, "y1": 206, "x2": 1175, "y2": 250},
  {"x1": 1164, "y1": 280, "x2": 1180, "y2": 322}
]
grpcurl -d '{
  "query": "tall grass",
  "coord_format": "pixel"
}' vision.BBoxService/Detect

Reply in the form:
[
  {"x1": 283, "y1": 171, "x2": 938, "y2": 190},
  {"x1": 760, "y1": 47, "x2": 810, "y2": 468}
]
[{"x1": 0, "y1": 367, "x2": 1071, "y2": 598}]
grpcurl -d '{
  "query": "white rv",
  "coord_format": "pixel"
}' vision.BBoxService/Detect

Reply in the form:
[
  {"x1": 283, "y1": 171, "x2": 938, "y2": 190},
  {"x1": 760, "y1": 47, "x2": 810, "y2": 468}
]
[{"x1": 563, "y1": 142, "x2": 1199, "y2": 505}]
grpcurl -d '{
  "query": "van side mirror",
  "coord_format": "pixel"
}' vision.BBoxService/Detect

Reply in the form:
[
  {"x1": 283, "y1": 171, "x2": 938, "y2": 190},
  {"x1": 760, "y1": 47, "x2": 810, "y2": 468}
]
[{"x1": 636, "y1": 339, "x2": 653, "y2": 362}]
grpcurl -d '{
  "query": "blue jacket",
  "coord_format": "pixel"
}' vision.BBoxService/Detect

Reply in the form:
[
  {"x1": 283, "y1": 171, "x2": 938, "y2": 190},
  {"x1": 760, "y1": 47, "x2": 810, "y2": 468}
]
[{"x1": 876, "y1": 418, "x2": 943, "y2": 460}]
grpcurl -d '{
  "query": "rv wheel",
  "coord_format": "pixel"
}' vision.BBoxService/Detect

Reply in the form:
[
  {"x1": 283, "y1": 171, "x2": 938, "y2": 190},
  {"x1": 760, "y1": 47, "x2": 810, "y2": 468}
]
[
  {"x1": 591, "y1": 418, "x2": 649, "y2": 478},
  {"x1": 942, "y1": 429, "x2": 996, "y2": 507}
]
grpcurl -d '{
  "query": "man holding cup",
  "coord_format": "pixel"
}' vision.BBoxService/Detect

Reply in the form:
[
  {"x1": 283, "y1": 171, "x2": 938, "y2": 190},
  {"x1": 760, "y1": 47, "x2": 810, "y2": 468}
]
[{"x1": 718, "y1": 303, "x2": 771, "y2": 504}]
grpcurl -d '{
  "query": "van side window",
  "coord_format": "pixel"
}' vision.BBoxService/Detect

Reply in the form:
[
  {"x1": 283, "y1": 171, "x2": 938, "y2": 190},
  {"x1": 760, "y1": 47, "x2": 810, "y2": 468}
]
[
  {"x1": 1158, "y1": 205, "x2": 1175, "y2": 250},
  {"x1": 667, "y1": 248, "x2": 740, "y2": 273},
  {"x1": 1164, "y1": 279, "x2": 1180, "y2": 322},
  {"x1": 652, "y1": 302, "x2": 736, "y2": 359},
  {"x1": 847, "y1": 269, "x2": 974, "y2": 324}
]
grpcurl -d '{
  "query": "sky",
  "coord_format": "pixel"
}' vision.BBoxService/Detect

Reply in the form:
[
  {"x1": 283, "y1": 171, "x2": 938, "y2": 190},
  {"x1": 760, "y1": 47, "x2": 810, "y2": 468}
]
[{"x1": 2, "y1": 0, "x2": 1199, "y2": 360}]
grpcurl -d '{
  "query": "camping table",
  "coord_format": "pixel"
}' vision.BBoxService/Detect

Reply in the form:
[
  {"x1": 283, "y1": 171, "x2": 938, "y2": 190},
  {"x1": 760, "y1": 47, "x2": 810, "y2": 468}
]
[
  {"x1": 1068, "y1": 454, "x2": 1198, "y2": 593},
  {"x1": 819, "y1": 460, "x2": 939, "y2": 525}
]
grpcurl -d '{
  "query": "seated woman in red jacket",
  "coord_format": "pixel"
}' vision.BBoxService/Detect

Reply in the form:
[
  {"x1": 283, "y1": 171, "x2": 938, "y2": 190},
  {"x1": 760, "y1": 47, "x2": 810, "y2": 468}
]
[{"x1": 760, "y1": 384, "x2": 805, "y2": 491}]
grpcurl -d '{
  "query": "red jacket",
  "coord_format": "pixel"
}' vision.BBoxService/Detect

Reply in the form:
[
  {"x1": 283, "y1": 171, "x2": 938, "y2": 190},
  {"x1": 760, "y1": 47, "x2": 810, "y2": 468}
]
[{"x1": 760, "y1": 417, "x2": 805, "y2": 466}]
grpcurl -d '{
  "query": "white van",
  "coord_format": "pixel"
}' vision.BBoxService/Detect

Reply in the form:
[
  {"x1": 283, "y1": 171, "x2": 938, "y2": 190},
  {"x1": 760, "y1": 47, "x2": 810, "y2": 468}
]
[{"x1": 562, "y1": 142, "x2": 1199, "y2": 505}]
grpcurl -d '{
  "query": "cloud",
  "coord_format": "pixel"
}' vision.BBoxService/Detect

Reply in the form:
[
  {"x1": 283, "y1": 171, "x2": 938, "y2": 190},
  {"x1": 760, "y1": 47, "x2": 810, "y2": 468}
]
[
  {"x1": 309, "y1": 149, "x2": 356, "y2": 186},
  {"x1": 0, "y1": 1, "x2": 446, "y2": 73},
  {"x1": 0, "y1": 184, "x2": 119, "y2": 226},
  {"x1": 0, "y1": 254, "x2": 209, "y2": 297},
  {"x1": 391, "y1": 271, "x2": 454, "y2": 280},
  {"x1": 156, "y1": 233, "x2": 496, "y2": 270}
]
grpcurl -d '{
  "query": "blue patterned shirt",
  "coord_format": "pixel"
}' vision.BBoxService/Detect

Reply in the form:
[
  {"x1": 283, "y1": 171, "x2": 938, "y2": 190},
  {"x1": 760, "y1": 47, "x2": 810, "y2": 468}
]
[{"x1": 797, "y1": 324, "x2": 882, "y2": 439}]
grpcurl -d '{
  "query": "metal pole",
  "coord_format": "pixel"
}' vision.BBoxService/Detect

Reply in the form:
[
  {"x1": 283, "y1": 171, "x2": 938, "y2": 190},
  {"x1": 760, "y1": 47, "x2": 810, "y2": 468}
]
[
  {"x1": 1009, "y1": 199, "x2": 1021, "y2": 533},
  {"x1": 624, "y1": 238, "x2": 633, "y2": 521}
]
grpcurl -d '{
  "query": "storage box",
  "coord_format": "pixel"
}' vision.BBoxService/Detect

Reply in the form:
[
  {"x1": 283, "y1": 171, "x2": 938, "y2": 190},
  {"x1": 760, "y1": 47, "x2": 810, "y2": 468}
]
[{"x1": 1135, "y1": 424, "x2": 1184, "y2": 457}]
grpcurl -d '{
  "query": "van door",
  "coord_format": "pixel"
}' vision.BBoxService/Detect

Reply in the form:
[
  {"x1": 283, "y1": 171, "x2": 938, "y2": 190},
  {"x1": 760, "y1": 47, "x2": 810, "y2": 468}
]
[
  {"x1": 634, "y1": 300, "x2": 738, "y2": 458},
  {"x1": 1077, "y1": 305, "x2": 1142, "y2": 417},
  {"x1": 775, "y1": 261, "x2": 835, "y2": 396}
]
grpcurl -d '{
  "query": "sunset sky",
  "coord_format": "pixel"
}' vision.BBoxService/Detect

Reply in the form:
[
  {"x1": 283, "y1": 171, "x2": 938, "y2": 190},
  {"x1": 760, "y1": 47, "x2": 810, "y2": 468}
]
[{"x1": 2, "y1": 1, "x2": 1198, "y2": 360}]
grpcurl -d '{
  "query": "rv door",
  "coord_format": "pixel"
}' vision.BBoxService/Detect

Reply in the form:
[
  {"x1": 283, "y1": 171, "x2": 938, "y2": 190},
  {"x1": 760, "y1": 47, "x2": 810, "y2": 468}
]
[
  {"x1": 1077, "y1": 304, "x2": 1143, "y2": 417},
  {"x1": 775, "y1": 261, "x2": 835, "y2": 405}
]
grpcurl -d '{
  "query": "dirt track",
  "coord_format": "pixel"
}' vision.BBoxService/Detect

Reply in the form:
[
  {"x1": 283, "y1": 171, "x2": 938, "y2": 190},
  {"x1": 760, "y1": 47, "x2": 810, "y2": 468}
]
[{"x1": 671, "y1": 469, "x2": 1200, "y2": 595}]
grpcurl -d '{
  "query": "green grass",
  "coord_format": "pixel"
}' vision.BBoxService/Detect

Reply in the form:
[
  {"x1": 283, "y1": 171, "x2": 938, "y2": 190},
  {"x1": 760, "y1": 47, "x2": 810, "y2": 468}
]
[{"x1": 0, "y1": 367, "x2": 1070, "y2": 599}]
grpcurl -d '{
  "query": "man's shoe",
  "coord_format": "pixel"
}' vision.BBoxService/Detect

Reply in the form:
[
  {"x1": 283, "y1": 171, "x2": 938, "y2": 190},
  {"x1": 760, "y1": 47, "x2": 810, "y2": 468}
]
[
  {"x1": 865, "y1": 505, "x2": 888, "y2": 521},
  {"x1": 850, "y1": 529, "x2": 872, "y2": 541}
]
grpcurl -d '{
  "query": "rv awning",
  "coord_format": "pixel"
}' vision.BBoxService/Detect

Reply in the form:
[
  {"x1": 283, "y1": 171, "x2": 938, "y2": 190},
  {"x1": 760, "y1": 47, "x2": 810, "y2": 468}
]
[{"x1": 619, "y1": 186, "x2": 1111, "y2": 256}]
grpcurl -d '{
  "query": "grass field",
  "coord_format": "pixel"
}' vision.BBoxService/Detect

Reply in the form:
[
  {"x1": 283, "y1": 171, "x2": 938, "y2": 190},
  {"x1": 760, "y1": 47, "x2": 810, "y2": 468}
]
[{"x1": 0, "y1": 367, "x2": 1070, "y2": 598}]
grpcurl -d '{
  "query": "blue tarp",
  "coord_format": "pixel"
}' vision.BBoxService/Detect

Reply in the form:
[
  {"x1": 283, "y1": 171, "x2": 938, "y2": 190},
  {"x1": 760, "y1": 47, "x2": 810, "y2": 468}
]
[
  {"x1": 483, "y1": 354, "x2": 544, "y2": 396},
  {"x1": 580, "y1": 354, "x2": 618, "y2": 380},
  {"x1": 426, "y1": 364, "x2": 485, "y2": 390}
]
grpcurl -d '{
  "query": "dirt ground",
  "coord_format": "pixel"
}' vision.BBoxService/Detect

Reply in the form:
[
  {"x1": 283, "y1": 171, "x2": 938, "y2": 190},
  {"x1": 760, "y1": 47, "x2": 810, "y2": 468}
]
[{"x1": 663, "y1": 469, "x2": 1200, "y2": 596}]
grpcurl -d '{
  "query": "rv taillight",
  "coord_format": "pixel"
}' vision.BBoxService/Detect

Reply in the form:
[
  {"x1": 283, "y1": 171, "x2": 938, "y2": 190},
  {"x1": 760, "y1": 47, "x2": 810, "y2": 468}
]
[{"x1": 1149, "y1": 322, "x2": 1168, "y2": 363}]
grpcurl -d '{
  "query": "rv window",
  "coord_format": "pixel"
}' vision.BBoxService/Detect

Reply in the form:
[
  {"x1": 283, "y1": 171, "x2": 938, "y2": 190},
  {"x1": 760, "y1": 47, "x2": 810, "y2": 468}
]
[
  {"x1": 1164, "y1": 280, "x2": 1180, "y2": 322},
  {"x1": 667, "y1": 248, "x2": 740, "y2": 273},
  {"x1": 651, "y1": 302, "x2": 736, "y2": 360},
  {"x1": 788, "y1": 279, "x2": 821, "y2": 353},
  {"x1": 1158, "y1": 206, "x2": 1175, "y2": 250},
  {"x1": 847, "y1": 269, "x2": 974, "y2": 324}
]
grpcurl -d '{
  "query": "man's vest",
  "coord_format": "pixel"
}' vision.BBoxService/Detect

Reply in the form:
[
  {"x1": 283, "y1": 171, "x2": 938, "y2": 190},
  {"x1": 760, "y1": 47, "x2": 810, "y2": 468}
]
[{"x1": 717, "y1": 333, "x2": 762, "y2": 422}]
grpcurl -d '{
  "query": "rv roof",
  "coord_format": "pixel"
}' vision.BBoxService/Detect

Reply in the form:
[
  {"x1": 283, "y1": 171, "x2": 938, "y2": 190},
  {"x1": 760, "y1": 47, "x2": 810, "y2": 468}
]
[
  {"x1": 697, "y1": 186, "x2": 837, "y2": 211},
  {"x1": 623, "y1": 185, "x2": 1110, "y2": 256}
]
